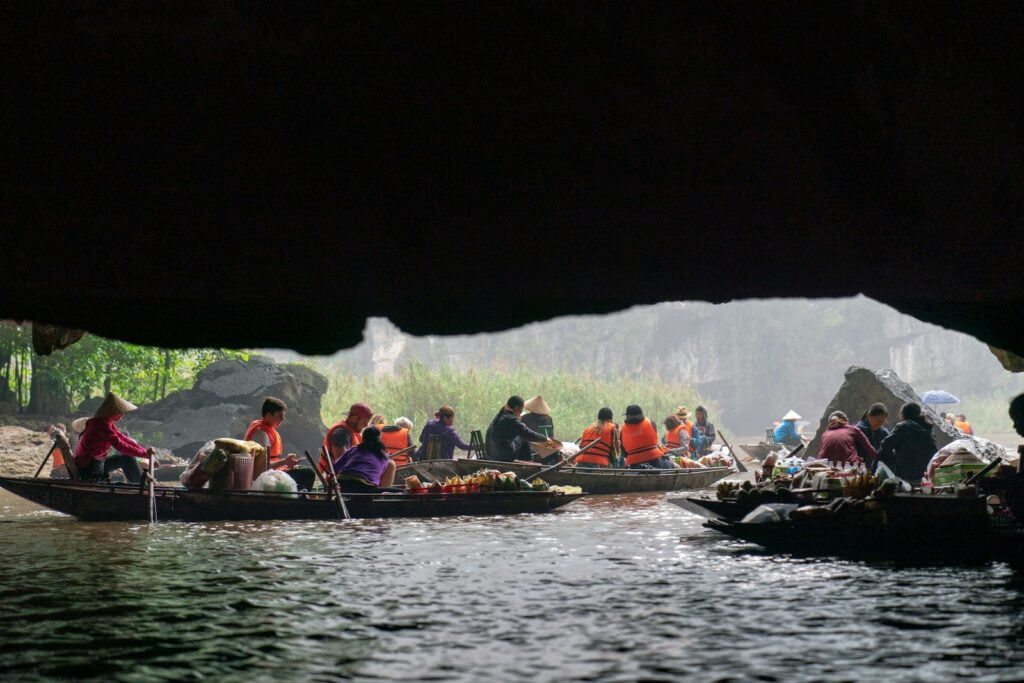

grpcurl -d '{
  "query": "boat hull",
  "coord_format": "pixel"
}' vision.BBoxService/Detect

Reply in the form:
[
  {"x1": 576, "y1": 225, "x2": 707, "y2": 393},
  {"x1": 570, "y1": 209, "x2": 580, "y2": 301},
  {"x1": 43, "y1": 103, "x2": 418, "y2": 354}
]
[
  {"x1": 399, "y1": 459, "x2": 731, "y2": 494},
  {"x1": 0, "y1": 477, "x2": 583, "y2": 522}
]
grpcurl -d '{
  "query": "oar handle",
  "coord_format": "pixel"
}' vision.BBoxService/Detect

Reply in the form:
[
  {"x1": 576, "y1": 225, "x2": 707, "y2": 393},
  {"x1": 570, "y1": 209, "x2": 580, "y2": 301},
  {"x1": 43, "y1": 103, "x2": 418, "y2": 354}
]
[
  {"x1": 716, "y1": 429, "x2": 747, "y2": 474},
  {"x1": 321, "y1": 445, "x2": 351, "y2": 520},
  {"x1": 304, "y1": 450, "x2": 329, "y2": 490},
  {"x1": 525, "y1": 439, "x2": 601, "y2": 482},
  {"x1": 388, "y1": 446, "x2": 416, "y2": 460},
  {"x1": 34, "y1": 439, "x2": 60, "y2": 478}
]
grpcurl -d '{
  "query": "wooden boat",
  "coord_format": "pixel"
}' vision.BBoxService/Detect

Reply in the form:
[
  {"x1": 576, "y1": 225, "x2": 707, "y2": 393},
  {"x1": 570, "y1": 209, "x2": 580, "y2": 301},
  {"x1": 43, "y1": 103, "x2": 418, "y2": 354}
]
[
  {"x1": 669, "y1": 493, "x2": 762, "y2": 521},
  {"x1": 398, "y1": 459, "x2": 732, "y2": 494},
  {"x1": 0, "y1": 476, "x2": 584, "y2": 522},
  {"x1": 737, "y1": 443, "x2": 774, "y2": 462},
  {"x1": 701, "y1": 493, "x2": 1024, "y2": 563}
]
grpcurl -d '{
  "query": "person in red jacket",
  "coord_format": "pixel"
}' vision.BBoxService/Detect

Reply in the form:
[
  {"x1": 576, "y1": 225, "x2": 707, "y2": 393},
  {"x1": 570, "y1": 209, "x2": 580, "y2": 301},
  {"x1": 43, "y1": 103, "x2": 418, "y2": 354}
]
[
  {"x1": 819, "y1": 410, "x2": 876, "y2": 466},
  {"x1": 74, "y1": 392, "x2": 155, "y2": 483},
  {"x1": 243, "y1": 397, "x2": 300, "y2": 470}
]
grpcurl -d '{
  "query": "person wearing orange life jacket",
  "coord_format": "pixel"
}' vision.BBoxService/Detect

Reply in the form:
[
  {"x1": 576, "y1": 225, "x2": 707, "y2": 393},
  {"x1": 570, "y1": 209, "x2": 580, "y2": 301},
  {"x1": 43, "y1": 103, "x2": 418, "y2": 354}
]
[
  {"x1": 954, "y1": 413, "x2": 973, "y2": 435},
  {"x1": 243, "y1": 397, "x2": 302, "y2": 470},
  {"x1": 576, "y1": 407, "x2": 621, "y2": 468},
  {"x1": 380, "y1": 416, "x2": 415, "y2": 466},
  {"x1": 662, "y1": 413, "x2": 693, "y2": 456},
  {"x1": 324, "y1": 403, "x2": 373, "y2": 469},
  {"x1": 621, "y1": 404, "x2": 679, "y2": 470}
]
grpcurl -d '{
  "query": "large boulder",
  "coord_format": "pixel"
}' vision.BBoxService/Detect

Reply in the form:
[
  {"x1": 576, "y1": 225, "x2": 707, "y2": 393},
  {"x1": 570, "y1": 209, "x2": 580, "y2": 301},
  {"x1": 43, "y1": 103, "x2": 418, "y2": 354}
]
[
  {"x1": 122, "y1": 356, "x2": 328, "y2": 459},
  {"x1": 805, "y1": 367, "x2": 1005, "y2": 461}
]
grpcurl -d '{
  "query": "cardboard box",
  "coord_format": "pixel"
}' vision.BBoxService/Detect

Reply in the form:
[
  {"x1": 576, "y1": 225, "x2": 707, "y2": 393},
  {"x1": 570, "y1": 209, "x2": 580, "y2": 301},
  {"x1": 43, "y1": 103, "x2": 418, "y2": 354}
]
[{"x1": 932, "y1": 462, "x2": 988, "y2": 487}]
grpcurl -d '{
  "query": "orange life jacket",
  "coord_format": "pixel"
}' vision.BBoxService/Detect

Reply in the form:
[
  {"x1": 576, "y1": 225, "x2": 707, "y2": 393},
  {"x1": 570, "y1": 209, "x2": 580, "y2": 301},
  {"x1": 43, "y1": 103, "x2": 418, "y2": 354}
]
[
  {"x1": 322, "y1": 420, "x2": 361, "y2": 470},
  {"x1": 577, "y1": 421, "x2": 617, "y2": 466},
  {"x1": 621, "y1": 419, "x2": 665, "y2": 466},
  {"x1": 955, "y1": 420, "x2": 973, "y2": 435},
  {"x1": 244, "y1": 419, "x2": 284, "y2": 463},
  {"x1": 381, "y1": 427, "x2": 412, "y2": 466},
  {"x1": 665, "y1": 424, "x2": 685, "y2": 449}
]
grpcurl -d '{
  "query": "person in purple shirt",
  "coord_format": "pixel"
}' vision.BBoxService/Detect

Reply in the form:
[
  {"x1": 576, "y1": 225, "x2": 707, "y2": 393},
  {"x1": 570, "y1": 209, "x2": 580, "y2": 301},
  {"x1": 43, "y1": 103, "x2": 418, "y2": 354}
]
[
  {"x1": 414, "y1": 405, "x2": 473, "y2": 461},
  {"x1": 333, "y1": 426, "x2": 397, "y2": 492}
]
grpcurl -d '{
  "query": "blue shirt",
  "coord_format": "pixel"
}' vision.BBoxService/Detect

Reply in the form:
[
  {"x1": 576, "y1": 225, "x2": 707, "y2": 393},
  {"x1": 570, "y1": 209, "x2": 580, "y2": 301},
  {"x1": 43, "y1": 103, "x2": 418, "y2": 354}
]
[{"x1": 773, "y1": 420, "x2": 801, "y2": 446}]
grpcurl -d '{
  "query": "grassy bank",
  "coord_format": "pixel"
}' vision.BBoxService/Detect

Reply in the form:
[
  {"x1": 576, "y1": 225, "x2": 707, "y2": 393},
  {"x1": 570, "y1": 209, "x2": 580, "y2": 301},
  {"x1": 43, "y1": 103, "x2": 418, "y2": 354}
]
[{"x1": 321, "y1": 362, "x2": 713, "y2": 441}]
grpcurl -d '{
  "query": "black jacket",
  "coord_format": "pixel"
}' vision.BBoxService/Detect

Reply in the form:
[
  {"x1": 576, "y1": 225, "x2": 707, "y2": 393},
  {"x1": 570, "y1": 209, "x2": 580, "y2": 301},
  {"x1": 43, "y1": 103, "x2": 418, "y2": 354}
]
[
  {"x1": 855, "y1": 418, "x2": 890, "y2": 453},
  {"x1": 877, "y1": 418, "x2": 937, "y2": 482},
  {"x1": 485, "y1": 408, "x2": 548, "y2": 462}
]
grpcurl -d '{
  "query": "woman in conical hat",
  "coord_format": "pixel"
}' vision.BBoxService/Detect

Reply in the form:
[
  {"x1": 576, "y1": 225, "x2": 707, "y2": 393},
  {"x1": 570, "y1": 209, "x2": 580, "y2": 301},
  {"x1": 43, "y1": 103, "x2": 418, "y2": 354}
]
[
  {"x1": 773, "y1": 410, "x2": 803, "y2": 447},
  {"x1": 522, "y1": 396, "x2": 555, "y2": 456},
  {"x1": 74, "y1": 392, "x2": 155, "y2": 483}
]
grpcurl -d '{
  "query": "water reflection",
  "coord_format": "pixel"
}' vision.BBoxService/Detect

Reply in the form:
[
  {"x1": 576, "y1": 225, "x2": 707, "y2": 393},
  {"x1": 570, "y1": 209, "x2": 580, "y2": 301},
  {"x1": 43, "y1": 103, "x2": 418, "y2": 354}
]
[{"x1": 2, "y1": 491, "x2": 1024, "y2": 680}]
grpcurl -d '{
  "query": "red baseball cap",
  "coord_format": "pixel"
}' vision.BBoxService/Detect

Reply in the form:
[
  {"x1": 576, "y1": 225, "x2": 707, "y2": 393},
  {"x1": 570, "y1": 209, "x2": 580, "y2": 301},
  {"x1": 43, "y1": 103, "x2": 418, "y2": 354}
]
[{"x1": 348, "y1": 403, "x2": 372, "y2": 418}]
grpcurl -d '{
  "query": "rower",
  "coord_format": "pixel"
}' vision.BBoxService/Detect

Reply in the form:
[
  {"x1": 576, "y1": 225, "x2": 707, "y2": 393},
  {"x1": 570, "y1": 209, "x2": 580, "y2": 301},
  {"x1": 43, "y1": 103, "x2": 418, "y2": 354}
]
[
  {"x1": 485, "y1": 395, "x2": 557, "y2": 462},
  {"x1": 243, "y1": 397, "x2": 301, "y2": 470},
  {"x1": 415, "y1": 405, "x2": 473, "y2": 461},
  {"x1": 333, "y1": 426, "x2": 398, "y2": 493},
  {"x1": 381, "y1": 416, "x2": 415, "y2": 466},
  {"x1": 773, "y1": 410, "x2": 804, "y2": 447},
  {"x1": 325, "y1": 403, "x2": 373, "y2": 463},
  {"x1": 74, "y1": 392, "x2": 155, "y2": 483},
  {"x1": 621, "y1": 404, "x2": 679, "y2": 470},
  {"x1": 576, "y1": 407, "x2": 620, "y2": 468}
]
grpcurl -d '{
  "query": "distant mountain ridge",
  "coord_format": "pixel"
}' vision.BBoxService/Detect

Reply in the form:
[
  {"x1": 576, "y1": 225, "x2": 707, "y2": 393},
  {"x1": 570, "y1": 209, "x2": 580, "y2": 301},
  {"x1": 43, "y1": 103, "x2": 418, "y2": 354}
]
[{"x1": 269, "y1": 297, "x2": 1022, "y2": 433}]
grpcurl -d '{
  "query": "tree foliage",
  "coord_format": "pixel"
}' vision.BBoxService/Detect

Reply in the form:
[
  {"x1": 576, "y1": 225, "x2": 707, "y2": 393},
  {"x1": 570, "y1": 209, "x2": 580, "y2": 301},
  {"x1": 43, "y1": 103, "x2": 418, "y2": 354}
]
[{"x1": 0, "y1": 321, "x2": 244, "y2": 414}]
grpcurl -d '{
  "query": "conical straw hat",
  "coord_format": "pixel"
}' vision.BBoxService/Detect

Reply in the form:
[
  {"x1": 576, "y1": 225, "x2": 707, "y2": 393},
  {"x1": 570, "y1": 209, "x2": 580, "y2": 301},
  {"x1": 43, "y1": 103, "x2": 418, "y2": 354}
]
[
  {"x1": 524, "y1": 395, "x2": 551, "y2": 415},
  {"x1": 71, "y1": 417, "x2": 89, "y2": 434},
  {"x1": 782, "y1": 410, "x2": 802, "y2": 420},
  {"x1": 94, "y1": 392, "x2": 138, "y2": 418}
]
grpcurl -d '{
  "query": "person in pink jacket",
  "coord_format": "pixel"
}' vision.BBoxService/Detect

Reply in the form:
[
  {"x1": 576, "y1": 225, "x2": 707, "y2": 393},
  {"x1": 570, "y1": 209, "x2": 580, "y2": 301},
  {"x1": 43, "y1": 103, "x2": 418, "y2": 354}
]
[{"x1": 74, "y1": 393, "x2": 155, "y2": 483}]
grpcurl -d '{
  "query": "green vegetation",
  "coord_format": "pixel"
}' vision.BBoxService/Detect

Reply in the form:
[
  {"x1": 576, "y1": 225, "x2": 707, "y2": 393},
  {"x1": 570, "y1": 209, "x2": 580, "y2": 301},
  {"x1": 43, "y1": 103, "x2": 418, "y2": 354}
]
[
  {"x1": 0, "y1": 322, "x2": 244, "y2": 414},
  {"x1": 321, "y1": 361, "x2": 713, "y2": 440}
]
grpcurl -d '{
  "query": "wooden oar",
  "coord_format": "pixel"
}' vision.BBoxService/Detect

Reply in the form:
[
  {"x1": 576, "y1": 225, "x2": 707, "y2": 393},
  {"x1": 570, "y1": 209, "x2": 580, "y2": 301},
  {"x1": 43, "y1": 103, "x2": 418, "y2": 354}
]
[
  {"x1": 303, "y1": 450, "x2": 329, "y2": 491},
  {"x1": 716, "y1": 430, "x2": 747, "y2": 474},
  {"x1": 388, "y1": 446, "x2": 416, "y2": 461},
  {"x1": 147, "y1": 450, "x2": 158, "y2": 523},
  {"x1": 525, "y1": 439, "x2": 601, "y2": 482},
  {"x1": 964, "y1": 457, "x2": 1003, "y2": 486},
  {"x1": 34, "y1": 439, "x2": 59, "y2": 478},
  {"x1": 321, "y1": 445, "x2": 351, "y2": 520}
]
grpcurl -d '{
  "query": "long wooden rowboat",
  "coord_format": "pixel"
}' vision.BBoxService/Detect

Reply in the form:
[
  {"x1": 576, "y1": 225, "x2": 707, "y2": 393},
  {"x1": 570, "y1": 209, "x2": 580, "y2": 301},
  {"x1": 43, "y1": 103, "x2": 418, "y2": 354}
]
[
  {"x1": 399, "y1": 459, "x2": 732, "y2": 494},
  {"x1": 668, "y1": 493, "x2": 758, "y2": 521},
  {"x1": 0, "y1": 476, "x2": 583, "y2": 522}
]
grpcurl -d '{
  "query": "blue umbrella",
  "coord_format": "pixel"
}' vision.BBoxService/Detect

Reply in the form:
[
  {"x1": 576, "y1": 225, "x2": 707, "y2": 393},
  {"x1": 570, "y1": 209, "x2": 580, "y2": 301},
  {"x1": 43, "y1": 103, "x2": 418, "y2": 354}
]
[{"x1": 920, "y1": 390, "x2": 960, "y2": 405}]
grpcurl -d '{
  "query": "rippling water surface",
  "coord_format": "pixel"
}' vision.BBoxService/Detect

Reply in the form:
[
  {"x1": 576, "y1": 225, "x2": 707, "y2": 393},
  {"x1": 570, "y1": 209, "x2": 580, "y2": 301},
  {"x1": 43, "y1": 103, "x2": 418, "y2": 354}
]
[{"x1": 3, "y1": 490, "x2": 1024, "y2": 681}]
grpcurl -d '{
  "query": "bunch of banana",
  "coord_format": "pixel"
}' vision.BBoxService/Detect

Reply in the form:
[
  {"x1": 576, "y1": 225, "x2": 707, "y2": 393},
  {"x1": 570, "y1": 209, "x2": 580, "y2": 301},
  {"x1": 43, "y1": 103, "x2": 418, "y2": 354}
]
[
  {"x1": 841, "y1": 473, "x2": 878, "y2": 498},
  {"x1": 716, "y1": 480, "x2": 741, "y2": 500},
  {"x1": 444, "y1": 475, "x2": 464, "y2": 487}
]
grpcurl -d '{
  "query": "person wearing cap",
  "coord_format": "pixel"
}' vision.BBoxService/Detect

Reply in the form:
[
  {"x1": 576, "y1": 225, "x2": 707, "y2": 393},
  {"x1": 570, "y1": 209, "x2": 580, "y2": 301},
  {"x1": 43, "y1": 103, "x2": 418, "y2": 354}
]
[
  {"x1": 621, "y1": 405, "x2": 678, "y2": 469},
  {"x1": 691, "y1": 405, "x2": 717, "y2": 457},
  {"x1": 876, "y1": 402, "x2": 937, "y2": 483},
  {"x1": 243, "y1": 397, "x2": 302, "y2": 471},
  {"x1": 333, "y1": 426, "x2": 397, "y2": 493},
  {"x1": 324, "y1": 403, "x2": 373, "y2": 461},
  {"x1": 73, "y1": 392, "x2": 155, "y2": 483},
  {"x1": 381, "y1": 416, "x2": 416, "y2": 466},
  {"x1": 818, "y1": 410, "x2": 876, "y2": 466},
  {"x1": 485, "y1": 395, "x2": 558, "y2": 462},
  {"x1": 415, "y1": 405, "x2": 472, "y2": 462},
  {"x1": 772, "y1": 410, "x2": 803, "y2": 448},
  {"x1": 577, "y1": 407, "x2": 621, "y2": 468}
]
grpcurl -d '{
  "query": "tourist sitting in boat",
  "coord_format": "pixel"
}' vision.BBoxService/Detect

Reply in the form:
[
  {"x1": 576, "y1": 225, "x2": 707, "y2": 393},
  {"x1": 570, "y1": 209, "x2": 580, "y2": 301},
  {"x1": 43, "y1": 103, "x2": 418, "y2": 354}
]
[
  {"x1": 662, "y1": 414, "x2": 692, "y2": 456},
  {"x1": 324, "y1": 403, "x2": 373, "y2": 461},
  {"x1": 485, "y1": 395, "x2": 558, "y2": 462},
  {"x1": 415, "y1": 405, "x2": 473, "y2": 461},
  {"x1": 381, "y1": 416, "x2": 416, "y2": 466},
  {"x1": 333, "y1": 426, "x2": 397, "y2": 492},
  {"x1": 73, "y1": 392, "x2": 155, "y2": 484},
  {"x1": 954, "y1": 413, "x2": 973, "y2": 435},
  {"x1": 855, "y1": 402, "x2": 890, "y2": 452},
  {"x1": 243, "y1": 397, "x2": 301, "y2": 470},
  {"x1": 818, "y1": 411, "x2": 875, "y2": 466},
  {"x1": 576, "y1": 407, "x2": 621, "y2": 468},
  {"x1": 622, "y1": 404, "x2": 678, "y2": 470},
  {"x1": 691, "y1": 405, "x2": 717, "y2": 457},
  {"x1": 370, "y1": 413, "x2": 387, "y2": 429},
  {"x1": 876, "y1": 402, "x2": 937, "y2": 484},
  {"x1": 773, "y1": 410, "x2": 803, "y2": 447}
]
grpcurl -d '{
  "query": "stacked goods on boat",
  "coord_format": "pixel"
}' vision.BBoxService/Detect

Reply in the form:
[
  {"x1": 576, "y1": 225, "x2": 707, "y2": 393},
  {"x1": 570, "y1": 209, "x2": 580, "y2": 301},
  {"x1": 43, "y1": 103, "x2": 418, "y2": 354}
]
[
  {"x1": 717, "y1": 461, "x2": 879, "y2": 504},
  {"x1": 925, "y1": 440, "x2": 1015, "y2": 487},
  {"x1": 180, "y1": 438, "x2": 267, "y2": 491},
  {"x1": 405, "y1": 469, "x2": 575, "y2": 494},
  {"x1": 672, "y1": 447, "x2": 735, "y2": 470}
]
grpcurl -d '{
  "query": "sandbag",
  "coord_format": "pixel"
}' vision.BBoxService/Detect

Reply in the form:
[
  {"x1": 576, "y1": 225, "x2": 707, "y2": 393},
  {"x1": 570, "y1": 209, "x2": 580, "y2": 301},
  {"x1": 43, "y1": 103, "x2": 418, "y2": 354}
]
[{"x1": 252, "y1": 469, "x2": 298, "y2": 495}]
